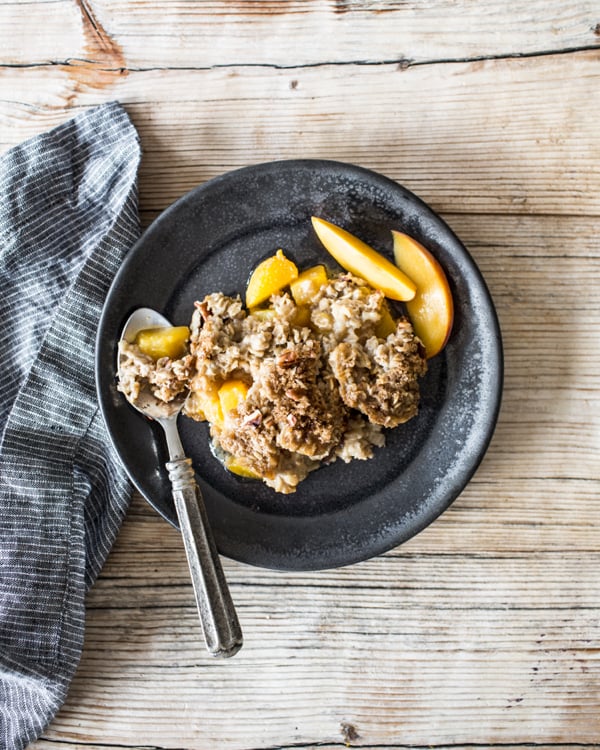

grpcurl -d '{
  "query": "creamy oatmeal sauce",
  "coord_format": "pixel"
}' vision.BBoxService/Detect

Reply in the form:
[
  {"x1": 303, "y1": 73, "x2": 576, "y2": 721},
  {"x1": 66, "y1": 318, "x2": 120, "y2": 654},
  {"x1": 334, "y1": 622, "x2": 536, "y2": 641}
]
[{"x1": 118, "y1": 272, "x2": 427, "y2": 493}]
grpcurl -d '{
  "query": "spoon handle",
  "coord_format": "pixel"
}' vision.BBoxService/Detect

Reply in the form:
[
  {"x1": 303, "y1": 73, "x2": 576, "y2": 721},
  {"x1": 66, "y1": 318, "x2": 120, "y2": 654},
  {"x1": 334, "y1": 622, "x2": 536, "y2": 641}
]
[{"x1": 166, "y1": 457, "x2": 243, "y2": 657}]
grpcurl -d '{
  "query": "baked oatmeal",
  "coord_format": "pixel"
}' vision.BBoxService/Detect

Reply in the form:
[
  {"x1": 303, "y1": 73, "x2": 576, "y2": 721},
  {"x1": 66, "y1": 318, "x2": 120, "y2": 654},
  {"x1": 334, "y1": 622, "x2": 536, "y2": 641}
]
[
  {"x1": 118, "y1": 341, "x2": 193, "y2": 406},
  {"x1": 118, "y1": 266, "x2": 427, "y2": 493}
]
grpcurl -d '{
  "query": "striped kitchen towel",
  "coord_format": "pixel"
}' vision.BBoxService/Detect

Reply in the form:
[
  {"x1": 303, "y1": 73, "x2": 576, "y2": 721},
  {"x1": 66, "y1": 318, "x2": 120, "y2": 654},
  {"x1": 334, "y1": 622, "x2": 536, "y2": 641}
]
[{"x1": 0, "y1": 102, "x2": 140, "y2": 748}]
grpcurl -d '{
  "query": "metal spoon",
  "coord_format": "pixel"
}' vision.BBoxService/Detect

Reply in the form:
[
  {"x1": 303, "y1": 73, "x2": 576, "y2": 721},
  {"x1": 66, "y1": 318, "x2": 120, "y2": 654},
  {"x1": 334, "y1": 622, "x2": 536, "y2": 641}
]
[{"x1": 118, "y1": 307, "x2": 243, "y2": 658}]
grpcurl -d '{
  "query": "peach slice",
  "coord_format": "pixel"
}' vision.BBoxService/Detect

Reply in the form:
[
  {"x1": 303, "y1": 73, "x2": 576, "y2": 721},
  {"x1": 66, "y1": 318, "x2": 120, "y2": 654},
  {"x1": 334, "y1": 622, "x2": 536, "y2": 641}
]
[
  {"x1": 392, "y1": 231, "x2": 453, "y2": 358},
  {"x1": 249, "y1": 308, "x2": 276, "y2": 322},
  {"x1": 218, "y1": 379, "x2": 249, "y2": 418},
  {"x1": 375, "y1": 302, "x2": 397, "y2": 339},
  {"x1": 245, "y1": 249, "x2": 299, "y2": 308},
  {"x1": 185, "y1": 385, "x2": 224, "y2": 426},
  {"x1": 311, "y1": 217, "x2": 416, "y2": 301},
  {"x1": 289, "y1": 264, "x2": 328, "y2": 305},
  {"x1": 134, "y1": 326, "x2": 190, "y2": 360},
  {"x1": 292, "y1": 304, "x2": 312, "y2": 328},
  {"x1": 225, "y1": 456, "x2": 261, "y2": 480}
]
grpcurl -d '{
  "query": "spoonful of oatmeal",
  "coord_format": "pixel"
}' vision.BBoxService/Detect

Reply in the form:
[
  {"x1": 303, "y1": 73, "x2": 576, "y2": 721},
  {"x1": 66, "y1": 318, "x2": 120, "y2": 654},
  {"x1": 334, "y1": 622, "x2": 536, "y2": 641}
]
[{"x1": 117, "y1": 307, "x2": 243, "y2": 658}]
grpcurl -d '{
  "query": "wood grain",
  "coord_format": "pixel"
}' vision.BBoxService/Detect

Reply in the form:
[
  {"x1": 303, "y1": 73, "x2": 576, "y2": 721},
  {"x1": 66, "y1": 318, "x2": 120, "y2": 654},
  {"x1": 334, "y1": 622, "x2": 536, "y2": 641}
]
[
  {"x1": 2, "y1": 50, "x2": 599, "y2": 216},
  {"x1": 2, "y1": 0, "x2": 598, "y2": 748},
  {"x1": 2, "y1": 0, "x2": 599, "y2": 67},
  {"x1": 31, "y1": 491, "x2": 600, "y2": 748}
]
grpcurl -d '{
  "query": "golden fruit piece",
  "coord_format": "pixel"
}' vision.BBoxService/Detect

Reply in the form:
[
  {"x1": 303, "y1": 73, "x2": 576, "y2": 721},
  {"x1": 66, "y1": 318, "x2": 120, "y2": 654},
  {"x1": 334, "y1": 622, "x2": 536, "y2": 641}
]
[
  {"x1": 225, "y1": 456, "x2": 261, "y2": 480},
  {"x1": 311, "y1": 217, "x2": 416, "y2": 301},
  {"x1": 218, "y1": 379, "x2": 249, "y2": 417},
  {"x1": 293, "y1": 305, "x2": 312, "y2": 328},
  {"x1": 249, "y1": 307, "x2": 276, "y2": 322},
  {"x1": 289, "y1": 264, "x2": 328, "y2": 305},
  {"x1": 186, "y1": 386, "x2": 224, "y2": 426},
  {"x1": 375, "y1": 302, "x2": 397, "y2": 339},
  {"x1": 134, "y1": 325, "x2": 190, "y2": 360},
  {"x1": 392, "y1": 230, "x2": 454, "y2": 358},
  {"x1": 245, "y1": 249, "x2": 299, "y2": 308}
]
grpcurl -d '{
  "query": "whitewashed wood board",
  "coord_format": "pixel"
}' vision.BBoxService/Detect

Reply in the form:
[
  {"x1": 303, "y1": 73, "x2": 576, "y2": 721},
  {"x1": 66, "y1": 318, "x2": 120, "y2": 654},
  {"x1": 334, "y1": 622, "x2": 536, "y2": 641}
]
[
  {"x1": 1, "y1": 51, "x2": 598, "y2": 217},
  {"x1": 2, "y1": 0, "x2": 599, "y2": 67},
  {"x1": 26, "y1": 489, "x2": 599, "y2": 748},
  {"x1": 2, "y1": 0, "x2": 598, "y2": 747}
]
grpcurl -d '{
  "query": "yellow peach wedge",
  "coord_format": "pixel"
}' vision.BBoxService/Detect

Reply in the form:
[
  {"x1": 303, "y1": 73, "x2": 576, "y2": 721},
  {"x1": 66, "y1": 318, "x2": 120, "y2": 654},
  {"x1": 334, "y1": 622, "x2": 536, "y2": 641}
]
[
  {"x1": 249, "y1": 308, "x2": 276, "y2": 322},
  {"x1": 245, "y1": 249, "x2": 299, "y2": 308},
  {"x1": 392, "y1": 230, "x2": 454, "y2": 358},
  {"x1": 289, "y1": 264, "x2": 328, "y2": 305},
  {"x1": 186, "y1": 386, "x2": 224, "y2": 427},
  {"x1": 134, "y1": 325, "x2": 190, "y2": 361},
  {"x1": 218, "y1": 379, "x2": 249, "y2": 419},
  {"x1": 375, "y1": 302, "x2": 397, "y2": 339},
  {"x1": 311, "y1": 217, "x2": 416, "y2": 301},
  {"x1": 225, "y1": 456, "x2": 261, "y2": 480},
  {"x1": 292, "y1": 305, "x2": 312, "y2": 328}
]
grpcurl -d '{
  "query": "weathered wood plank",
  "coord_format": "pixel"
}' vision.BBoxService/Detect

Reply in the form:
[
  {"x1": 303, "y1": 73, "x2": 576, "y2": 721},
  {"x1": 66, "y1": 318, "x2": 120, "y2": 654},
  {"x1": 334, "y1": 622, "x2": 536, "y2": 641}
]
[
  {"x1": 28, "y1": 474, "x2": 600, "y2": 750},
  {"x1": 1, "y1": 50, "x2": 598, "y2": 216},
  {"x1": 31, "y1": 514, "x2": 600, "y2": 748},
  {"x1": 2, "y1": 0, "x2": 599, "y2": 67},
  {"x1": 92, "y1": 474, "x2": 600, "y2": 566},
  {"x1": 90, "y1": 544, "x2": 600, "y2": 612},
  {"x1": 29, "y1": 747, "x2": 600, "y2": 750}
]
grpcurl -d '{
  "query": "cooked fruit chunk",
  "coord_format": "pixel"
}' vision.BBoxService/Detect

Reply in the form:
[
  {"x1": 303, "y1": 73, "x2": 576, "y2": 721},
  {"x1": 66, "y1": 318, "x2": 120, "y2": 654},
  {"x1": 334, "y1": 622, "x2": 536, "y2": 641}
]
[
  {"x1": 225, "y1": 456, "x2": 261, "y2": 479},
  {"x1": 289, "y1": 264, "x2": 328, "y2": 305},
  {"x1": 311, "y1": 217, "x2": 416, "y2": 301},
  {"x1": 218, "y1": 379, "x2": 249, "y2": 417},
  {"x1": 293, "y1": 305, "x2": 312, "y2": 328},
  {"x1": 186, "y1": 385, "x2": 224, "y2": 426},
  {"x1": 134, "y1": 326, "x2": 190, "y2": 360},
  {"x1": 245, "y1": 249, "x2": 299, "y2": 308},
  {"x1": 375, "y1": 302, "x2": 397, "y2": 339},
  {"x1": 392, "y1": 230, "x2": 454, "y2": 358},
  {"x1": 249, "y1": 307, "x2": 277, "y2": 321}
]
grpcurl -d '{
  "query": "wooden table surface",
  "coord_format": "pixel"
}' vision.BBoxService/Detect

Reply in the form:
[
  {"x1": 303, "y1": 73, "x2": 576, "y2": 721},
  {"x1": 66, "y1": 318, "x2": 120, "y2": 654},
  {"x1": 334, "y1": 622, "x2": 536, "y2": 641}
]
[{"x1": 2, "y1": 1, "x2": 600, "y2": 748}]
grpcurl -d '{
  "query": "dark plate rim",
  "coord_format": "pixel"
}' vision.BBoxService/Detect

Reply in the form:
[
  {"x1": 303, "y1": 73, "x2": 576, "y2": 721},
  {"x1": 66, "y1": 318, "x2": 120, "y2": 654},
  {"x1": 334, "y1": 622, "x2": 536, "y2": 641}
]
[{"x1": 95, "y1": 158, "x2": 504, "y2": 570}]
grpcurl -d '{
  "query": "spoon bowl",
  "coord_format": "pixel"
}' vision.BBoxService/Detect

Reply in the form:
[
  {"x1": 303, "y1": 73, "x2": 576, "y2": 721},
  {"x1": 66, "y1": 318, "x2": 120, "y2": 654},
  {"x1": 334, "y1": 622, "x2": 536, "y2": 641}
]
[{"x1": 118, "y1": 307, "x2": 243, "y2": 658}]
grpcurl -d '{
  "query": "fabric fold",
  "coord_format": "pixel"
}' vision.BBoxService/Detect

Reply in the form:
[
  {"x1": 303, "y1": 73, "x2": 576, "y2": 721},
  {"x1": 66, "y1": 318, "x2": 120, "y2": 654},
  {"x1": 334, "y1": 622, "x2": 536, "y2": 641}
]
[{"x1": 0, "y1": 102, "x2": 140, "y2": 749}]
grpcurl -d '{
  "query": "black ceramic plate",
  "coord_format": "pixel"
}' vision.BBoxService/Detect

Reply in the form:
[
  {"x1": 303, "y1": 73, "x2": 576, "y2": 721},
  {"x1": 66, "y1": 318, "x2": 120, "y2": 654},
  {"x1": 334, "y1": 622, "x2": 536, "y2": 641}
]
[{"x1": 96, "y1": 159, "x2": 502, "y2": 571}]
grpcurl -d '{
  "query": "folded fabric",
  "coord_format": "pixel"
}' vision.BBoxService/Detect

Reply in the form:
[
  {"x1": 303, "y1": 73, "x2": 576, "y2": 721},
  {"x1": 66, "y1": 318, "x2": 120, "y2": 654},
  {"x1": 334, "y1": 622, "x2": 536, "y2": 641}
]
[{"x1": 0, "y1": 102, "x2": 141, "y2": 749}]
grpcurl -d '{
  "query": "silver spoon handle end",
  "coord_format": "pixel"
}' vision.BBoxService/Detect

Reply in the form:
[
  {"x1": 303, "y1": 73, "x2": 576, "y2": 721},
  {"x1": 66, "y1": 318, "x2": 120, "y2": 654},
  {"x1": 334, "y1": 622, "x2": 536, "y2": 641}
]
[{"x1": 167, "y1": 458, "x2": 243, "y2": 658}]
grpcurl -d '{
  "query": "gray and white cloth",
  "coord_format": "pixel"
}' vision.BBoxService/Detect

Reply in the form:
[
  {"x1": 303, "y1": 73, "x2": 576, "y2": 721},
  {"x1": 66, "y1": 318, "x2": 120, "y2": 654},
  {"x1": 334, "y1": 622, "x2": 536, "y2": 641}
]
[{"x1": 0, "y1": 102, "x2": 141, "y2": 748}]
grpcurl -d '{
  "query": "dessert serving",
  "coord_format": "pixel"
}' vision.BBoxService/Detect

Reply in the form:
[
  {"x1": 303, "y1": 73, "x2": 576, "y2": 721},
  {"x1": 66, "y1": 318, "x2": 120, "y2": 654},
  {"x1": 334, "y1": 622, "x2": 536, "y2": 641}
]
[{"x1": 117, "y1": 217, "x2": 453, "y2": 494}]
